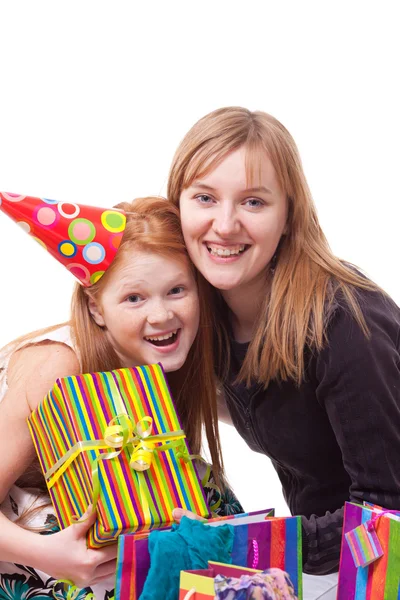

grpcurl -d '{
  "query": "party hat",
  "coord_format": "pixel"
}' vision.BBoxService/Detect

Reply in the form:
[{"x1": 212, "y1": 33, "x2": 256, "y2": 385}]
[{"x1": 0, "y1": 192, "x2": 127, "y2": 286}]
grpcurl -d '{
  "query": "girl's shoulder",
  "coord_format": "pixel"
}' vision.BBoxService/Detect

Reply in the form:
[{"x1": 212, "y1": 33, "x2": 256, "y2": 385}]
[
  {"x1": 4, "y1": 327, "x2": 80, "y2": 412},
  {"x1": 320, "y1": 284, "x2": 400, "y2": 370},
  {"x1": 328, "y1": 283, "x2": 400, "y2": 333},
  {"x1": 11, "y1": 342, "x2": 79, "y2": 410}
]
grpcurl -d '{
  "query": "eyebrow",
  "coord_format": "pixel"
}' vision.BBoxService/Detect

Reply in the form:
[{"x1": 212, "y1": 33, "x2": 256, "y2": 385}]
[
  {"x1": 117, "y1": 273, "x2": 190, "y2": 292},
  {"x1": 191, "y1": 182, "x2": 273, "y2": 194},
  {"x1": 117, "y1": 280, "x2": 146, "y2": 292}
]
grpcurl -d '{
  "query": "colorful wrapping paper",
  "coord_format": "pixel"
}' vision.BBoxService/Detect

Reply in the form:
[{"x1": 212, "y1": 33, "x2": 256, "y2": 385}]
[
  {"x1": 337, "y1": 502, "x2": 400, "y2": 599},
  {"x1": 27, "y1": 363, "x2": 210, "y2": 548},
  {"x1": 345, "y1": 522, "x2": 383, "y2": 567},
  {"x1": 179, "y1": 562, "x2": 264, "y2": 600},
  {"x1": 228, "y1": 515, "x2": 302, "y2": 599},
  {"x1": 114, "y1": 511, "x2": 302, "y2": 600},
  {"x1": 180, "y1": 561, "x2": 298, "y2": 600}
]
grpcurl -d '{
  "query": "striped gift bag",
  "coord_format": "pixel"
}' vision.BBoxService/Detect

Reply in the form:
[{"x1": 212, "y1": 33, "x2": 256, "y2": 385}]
[
  {"x1": 337, "y1": 502, "x2": 400, "y2": 599},
  {"x1": 27, "y1": 363, "x2": 210, "y2": 548},
  {"x1": 115, "y1": 511, "x2": 302, "y2": 600},
  {"x1": 179, "y1": 561, "x2": 298, "y2": 600}
]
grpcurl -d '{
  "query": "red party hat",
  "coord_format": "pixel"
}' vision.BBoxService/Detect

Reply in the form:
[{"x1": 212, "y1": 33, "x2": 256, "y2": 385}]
[{"x1": 0, "y1": 192, "x2": 127, "y2": 286}]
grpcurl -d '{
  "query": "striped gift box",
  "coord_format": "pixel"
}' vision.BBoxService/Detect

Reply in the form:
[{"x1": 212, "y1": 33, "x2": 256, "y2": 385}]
[
  {"x1": 27, "y1": 363, "x2": 210, "y2": 548},
  {"x1": 345, "y1": 522, "x2": 383, "y2": 567}
]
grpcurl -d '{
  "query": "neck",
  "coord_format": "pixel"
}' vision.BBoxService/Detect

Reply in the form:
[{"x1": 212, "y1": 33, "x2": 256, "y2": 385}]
[{"x1": 221, "y1": 275, "x2": 269, "y2": 343}]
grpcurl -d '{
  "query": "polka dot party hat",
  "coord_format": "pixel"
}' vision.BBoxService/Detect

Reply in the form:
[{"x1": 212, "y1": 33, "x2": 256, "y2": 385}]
[{"x1": 0, "y1": 192, "x2": 127, "y2": 286}]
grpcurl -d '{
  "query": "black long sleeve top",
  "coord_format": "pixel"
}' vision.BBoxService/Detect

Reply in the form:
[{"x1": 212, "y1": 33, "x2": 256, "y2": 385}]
[{"x1": 222, "y1": 287, "x2": 400, "y2": 575}]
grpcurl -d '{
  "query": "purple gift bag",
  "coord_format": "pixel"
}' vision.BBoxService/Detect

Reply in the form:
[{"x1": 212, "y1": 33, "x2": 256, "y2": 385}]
[{"x1": 114, "y1": 509, "x2": 303, "y2": 600}]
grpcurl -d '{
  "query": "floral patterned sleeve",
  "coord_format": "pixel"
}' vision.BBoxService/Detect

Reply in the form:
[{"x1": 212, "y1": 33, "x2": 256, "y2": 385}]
[{"x1": 203, "y1": 470, "x2": 245, "y2": 517}]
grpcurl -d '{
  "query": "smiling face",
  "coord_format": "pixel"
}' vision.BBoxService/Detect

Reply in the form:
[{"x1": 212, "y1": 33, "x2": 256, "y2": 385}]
[
  {"x1": 179, "y1": 146, "x2": 288, "y2": 295},
  {"x1": 89, "y1": 249, "x2": 200, "y2": 372}
]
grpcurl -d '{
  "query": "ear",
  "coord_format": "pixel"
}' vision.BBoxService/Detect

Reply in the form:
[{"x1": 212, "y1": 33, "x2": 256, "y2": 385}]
[{"x1": 88, "y1": 296, "x2": 106, "y2": 327}]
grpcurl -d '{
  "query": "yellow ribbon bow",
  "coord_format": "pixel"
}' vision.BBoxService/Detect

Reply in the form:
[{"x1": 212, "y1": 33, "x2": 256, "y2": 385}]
[{"x1": 45, "y1": 412, "x2": 186, "y2": 518}]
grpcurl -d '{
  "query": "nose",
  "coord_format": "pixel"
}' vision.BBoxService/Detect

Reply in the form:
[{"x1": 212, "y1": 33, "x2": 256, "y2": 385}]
[
  {"x1": 212, "y1": 203, "x2": 240, "y2": 237},
  {"x1": 147, "y1": 299, "x2": 173, "y2": 325}
]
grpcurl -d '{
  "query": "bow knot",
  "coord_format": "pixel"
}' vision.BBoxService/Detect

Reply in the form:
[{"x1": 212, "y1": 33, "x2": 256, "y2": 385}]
[{"x1": 103, "y1": 414, "x2": 168, "y2": 471}]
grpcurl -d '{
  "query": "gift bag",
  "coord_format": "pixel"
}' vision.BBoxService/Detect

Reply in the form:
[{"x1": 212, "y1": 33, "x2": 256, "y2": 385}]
[
  {"x1": 337, "y1": 501, "x2": 400, "y2": 599},
  {"x1": 115, "y1": 510, "x2": 303, "y2": 600},
  {"x1": 179, "y1": 562, "x2": 265, "y2": 599},
  {"x1": 27, "y1": 363, "x2": 210, "y2": 548},
  {"x1": 180, "y1": 561, "x2": 298, "y2": 600}
]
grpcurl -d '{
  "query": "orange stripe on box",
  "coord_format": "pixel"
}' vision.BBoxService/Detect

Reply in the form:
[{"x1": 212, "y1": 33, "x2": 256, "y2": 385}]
[
  {"x1": 270, "y1": 518, "x2": 286, "y2": 570},
  {"x1": 368, "y1": 516, "x2": 389, "y2": 600}
]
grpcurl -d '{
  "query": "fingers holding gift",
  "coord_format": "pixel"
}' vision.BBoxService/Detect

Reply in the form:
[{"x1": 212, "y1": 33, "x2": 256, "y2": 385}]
[
  {"x1": 89, "y1": 542, "x2": 119, "y2": 564},
  {"x1": 173, "y1": 507, "x2": 207, "y2": 523},
  {"x1": 34, "y1": 512, "x2": 118, "y2": 589},
  {"x1": 88, "y1": 557, "x2": 120, "y2": 585}
]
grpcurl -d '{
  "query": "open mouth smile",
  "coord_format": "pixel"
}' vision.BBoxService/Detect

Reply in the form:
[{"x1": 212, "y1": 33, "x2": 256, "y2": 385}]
[
  {"x1": 204, "y1": 243, "x2": 250, "y2": 259},
  {"x1": 144, "y1": 329, "x2": 180, "y2": 348}
]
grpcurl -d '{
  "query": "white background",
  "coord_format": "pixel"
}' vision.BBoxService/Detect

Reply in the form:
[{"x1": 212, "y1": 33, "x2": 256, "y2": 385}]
[{"x1": 0, "y1": 1, "x2": 399, "y2": 516}]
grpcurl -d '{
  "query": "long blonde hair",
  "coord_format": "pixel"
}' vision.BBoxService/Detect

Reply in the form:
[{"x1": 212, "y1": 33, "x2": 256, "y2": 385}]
[{"x1": 168, "y1": 107, "x2": 380, "y2": 386}]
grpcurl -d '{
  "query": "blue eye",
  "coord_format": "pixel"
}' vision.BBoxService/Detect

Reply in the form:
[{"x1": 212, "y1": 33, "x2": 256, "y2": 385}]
[
  {"x1": 168, "y1": 286, "x2": 184, "y2": 295},
  {"x1": 245, "y1": 198, "x2": 263, "y2": 208},
  {"x1": 196, "y1": 194, "x2": 213, "y2": 204},
  {"x1": 126, "y1": 294, "x2": 142, "y2": 303}
]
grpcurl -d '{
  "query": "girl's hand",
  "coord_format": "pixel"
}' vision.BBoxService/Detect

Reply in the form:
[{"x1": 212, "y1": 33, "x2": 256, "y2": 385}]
[
  {"x1": 34, "y1": 506, "x2": 118, "y2": 588},
  {"x1": 172, "y1": 507, "x2": 207, "y2": 523}
]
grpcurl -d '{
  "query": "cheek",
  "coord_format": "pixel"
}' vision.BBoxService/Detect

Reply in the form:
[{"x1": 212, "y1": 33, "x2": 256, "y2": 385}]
[
  {"x1": 253, "y1": 214, "x2": 286, "y2": 242},
  {"x1": 180, "y1": 203, "x2": 206, "y2": 240},
  {"x1": 182, "y1": 296, "x2": 200, "y2": 330},
  {"x1": 117, "y1": 308, "x2": 141, "y2": 334}
]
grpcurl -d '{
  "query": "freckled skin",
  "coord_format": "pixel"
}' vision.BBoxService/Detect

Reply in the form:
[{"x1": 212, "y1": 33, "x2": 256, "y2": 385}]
[{"x1": 90, "y1": 250, "x2": 200, "y2": 372}]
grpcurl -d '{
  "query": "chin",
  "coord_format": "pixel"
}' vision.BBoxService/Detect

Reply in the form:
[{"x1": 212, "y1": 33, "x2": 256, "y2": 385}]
[
  {"x1": 209, "y1": 278, "x2": 241, "y2": 291},
  {"x1": 159, "y1": 356, "x2": 185, "y2": 373}
]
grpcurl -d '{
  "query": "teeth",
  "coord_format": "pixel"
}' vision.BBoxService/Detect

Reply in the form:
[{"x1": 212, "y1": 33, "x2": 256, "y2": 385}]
[
  {"x1": 207, "y1": 244, "x2": 246, "y2": 257},
  {"x1": 145, "y1": 330, "x2": 177, "y2": 342}
]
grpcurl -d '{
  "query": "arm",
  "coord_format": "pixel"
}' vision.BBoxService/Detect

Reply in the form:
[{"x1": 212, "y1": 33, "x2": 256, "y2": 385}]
[
  {"x1": 0, "y1": 342, "x2": 118, "y2": 587},
  {"x1": 302, "y1": 291, "x2": 400, "y2": 574}
]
